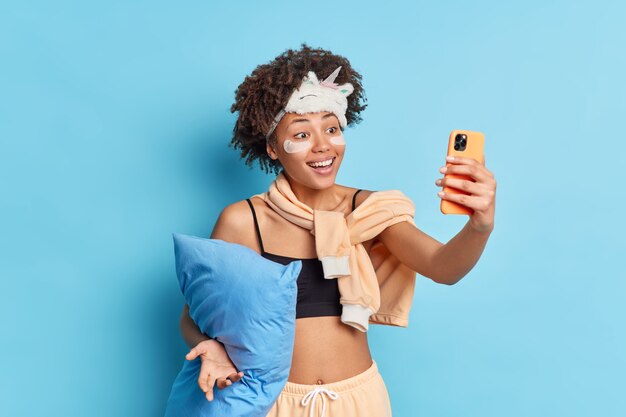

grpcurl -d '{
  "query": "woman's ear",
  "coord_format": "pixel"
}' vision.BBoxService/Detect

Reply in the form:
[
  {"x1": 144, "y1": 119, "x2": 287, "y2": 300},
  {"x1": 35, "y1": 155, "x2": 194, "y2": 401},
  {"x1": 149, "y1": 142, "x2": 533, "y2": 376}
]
[{"x1": 266, "y1": 142, "x2": 278, "y2": 160}]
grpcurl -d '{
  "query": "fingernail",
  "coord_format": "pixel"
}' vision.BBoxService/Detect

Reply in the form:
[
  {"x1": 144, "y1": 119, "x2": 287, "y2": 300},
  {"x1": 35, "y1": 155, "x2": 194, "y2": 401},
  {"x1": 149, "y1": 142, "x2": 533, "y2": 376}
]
[
  {"x1": 439, "y1": 167, "x2": 447, "y2": 173},
  {"x1": 438, "y1": 191, "x2": 444, "y2": 197},
  {"x1": 435, "y1": 179, "x2": 441, "y2": 185},
  {"x1": 446, "y1": 156, "x2": 454, "y2": 161}
]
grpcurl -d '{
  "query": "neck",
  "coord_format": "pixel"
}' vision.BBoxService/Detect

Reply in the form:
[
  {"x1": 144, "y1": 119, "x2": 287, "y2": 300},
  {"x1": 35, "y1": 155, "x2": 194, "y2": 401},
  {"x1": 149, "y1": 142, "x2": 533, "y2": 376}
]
[{"x1": 282, "y1": 171, "x2": 343, "y2": 211}]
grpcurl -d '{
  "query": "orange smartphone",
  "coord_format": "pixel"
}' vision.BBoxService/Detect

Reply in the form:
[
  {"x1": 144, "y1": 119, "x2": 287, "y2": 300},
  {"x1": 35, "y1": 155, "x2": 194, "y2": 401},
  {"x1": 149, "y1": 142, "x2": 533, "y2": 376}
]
[{"x1": 440, "y1": 130, "x2": 485, "y2": 215}]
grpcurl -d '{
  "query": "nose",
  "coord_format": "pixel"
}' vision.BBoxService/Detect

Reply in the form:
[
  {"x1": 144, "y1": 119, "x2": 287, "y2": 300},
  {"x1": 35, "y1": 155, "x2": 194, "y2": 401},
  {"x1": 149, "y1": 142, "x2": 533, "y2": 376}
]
[{"x1": 310, "y1": 128, "x2": 332, "y2": 153}]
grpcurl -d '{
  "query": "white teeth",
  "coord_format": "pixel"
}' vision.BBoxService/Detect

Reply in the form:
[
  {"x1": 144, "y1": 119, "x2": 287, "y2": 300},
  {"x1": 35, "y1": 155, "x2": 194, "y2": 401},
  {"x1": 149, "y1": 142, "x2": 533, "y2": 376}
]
[{"x1": 308, "y1": 158, "x2": 333, "y2": 168}]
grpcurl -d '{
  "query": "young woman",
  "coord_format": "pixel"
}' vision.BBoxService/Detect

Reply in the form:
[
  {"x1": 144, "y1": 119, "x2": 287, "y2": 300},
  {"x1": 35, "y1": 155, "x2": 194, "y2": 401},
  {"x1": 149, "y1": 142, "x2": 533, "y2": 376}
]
[{"x1": 179, "y1": 44, "x2": 496, "y2": 416}]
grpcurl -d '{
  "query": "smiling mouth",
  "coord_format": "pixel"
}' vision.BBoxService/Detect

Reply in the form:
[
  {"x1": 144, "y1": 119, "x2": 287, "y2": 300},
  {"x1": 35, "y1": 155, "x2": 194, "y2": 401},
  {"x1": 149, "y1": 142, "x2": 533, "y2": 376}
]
[{"x1": 306, "y1": 157, "x2": 335, "y2": 169}]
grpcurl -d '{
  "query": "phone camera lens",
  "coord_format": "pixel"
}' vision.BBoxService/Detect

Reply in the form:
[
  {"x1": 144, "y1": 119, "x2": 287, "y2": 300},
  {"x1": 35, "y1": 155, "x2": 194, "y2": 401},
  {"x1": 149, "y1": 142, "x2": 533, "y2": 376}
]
[{"x1": 454, "y1": 133, "x2": 467, "y2": 151}]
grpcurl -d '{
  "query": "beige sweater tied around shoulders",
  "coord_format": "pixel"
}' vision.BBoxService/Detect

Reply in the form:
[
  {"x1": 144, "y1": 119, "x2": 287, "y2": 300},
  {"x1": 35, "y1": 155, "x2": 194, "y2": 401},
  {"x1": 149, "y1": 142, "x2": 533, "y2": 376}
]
[{"x1": 251, "y1": 172, "x2": 418, "y2": 332}]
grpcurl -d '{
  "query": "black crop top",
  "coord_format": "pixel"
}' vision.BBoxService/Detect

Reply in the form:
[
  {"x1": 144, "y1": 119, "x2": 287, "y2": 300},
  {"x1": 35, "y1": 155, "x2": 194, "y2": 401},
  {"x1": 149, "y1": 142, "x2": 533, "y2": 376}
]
[{"x1": 245, "y1": 189, "x2": 363, "y2": 319}]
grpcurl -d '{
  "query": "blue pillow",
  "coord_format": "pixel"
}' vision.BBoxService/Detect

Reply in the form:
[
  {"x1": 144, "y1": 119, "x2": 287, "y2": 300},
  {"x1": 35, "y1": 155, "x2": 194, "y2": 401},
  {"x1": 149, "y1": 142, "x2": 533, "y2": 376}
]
[{"x1": 164, "y1": 233, "x2": 301, "y2": 417}]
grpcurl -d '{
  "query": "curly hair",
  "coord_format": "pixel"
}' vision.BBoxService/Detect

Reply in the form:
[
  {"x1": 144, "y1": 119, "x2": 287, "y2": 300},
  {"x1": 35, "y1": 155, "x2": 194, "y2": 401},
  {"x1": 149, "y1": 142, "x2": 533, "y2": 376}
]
[{"x1": 229, "y1": 43, "x2": 368, "y2": 175}]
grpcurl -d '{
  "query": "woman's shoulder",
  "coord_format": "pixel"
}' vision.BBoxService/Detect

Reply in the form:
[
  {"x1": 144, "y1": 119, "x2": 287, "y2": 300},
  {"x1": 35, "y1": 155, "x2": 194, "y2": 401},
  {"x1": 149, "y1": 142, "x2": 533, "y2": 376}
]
[
  {"x1": 349, "y1": 187, "x2": 375, "y2": 211},
  {"x1": 352, "y1": 190, "x2": 372, "y2": 210},
  {"x1": 347, "y1": 187, "x2": 416, "y2": 217},
  {"x1": 219, "y1": 198, "x2": 257, "y2": 220},
  {"x1": 210, "y1": 198, "x2": 258, "y2": 248},
  {"x1": 351, "y1": 187, "x2": 416, "y2": 209}
]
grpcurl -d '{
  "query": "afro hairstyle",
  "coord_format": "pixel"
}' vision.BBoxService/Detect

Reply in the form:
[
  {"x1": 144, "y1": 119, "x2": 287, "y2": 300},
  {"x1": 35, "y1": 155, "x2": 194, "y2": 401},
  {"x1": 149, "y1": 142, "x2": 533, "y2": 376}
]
[{"x1": 229, "y1": 43, "x2": 367, "y2": 175}]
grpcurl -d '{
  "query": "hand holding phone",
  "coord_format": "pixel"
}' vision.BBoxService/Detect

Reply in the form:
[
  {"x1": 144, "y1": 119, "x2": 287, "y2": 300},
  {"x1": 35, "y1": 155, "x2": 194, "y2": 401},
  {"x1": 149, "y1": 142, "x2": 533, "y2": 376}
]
[{"x1": 440, "y1": 130, "x2": 485, "y2": 215}]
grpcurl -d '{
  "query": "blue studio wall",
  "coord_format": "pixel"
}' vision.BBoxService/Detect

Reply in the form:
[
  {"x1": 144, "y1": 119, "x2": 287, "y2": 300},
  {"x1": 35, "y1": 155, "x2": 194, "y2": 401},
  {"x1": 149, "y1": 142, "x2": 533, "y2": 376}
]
[{"x1": 1, "y1": 1, "x2": 624, "y2": 416}]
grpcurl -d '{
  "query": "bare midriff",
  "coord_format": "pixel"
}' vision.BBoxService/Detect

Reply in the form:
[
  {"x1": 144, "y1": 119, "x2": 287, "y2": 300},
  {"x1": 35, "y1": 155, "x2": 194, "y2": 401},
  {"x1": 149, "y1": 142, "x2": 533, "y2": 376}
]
[{"x1": 288, "y1": 315, "x2": 373, "y2": 384}]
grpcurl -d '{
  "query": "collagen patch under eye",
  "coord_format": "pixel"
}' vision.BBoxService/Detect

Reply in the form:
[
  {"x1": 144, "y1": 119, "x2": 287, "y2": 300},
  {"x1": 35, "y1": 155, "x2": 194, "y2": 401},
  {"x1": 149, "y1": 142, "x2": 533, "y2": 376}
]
[
  {"x1": 283, "y1": 139, "x2": 312, "y2": 153},
  {"x1": 330, "y1": 135, "x2": 345, "y2": 146}
]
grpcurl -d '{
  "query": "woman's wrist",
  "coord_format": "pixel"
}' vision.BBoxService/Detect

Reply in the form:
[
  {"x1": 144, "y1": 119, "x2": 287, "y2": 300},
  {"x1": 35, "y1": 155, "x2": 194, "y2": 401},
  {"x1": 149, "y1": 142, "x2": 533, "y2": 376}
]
[
  {"x1": 190, "y1": 334, "x2": 212, "y2": 348},
  {"x1": 181, "y1": 317, "x2": 212, "y2": 348},
  {"x1": 468, "y1": 218, "x2": 494, "y2": 234}
]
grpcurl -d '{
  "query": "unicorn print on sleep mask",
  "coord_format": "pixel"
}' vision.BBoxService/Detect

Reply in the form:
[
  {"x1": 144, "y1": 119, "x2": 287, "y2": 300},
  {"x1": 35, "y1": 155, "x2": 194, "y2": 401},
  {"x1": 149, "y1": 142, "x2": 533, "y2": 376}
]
[{"x1": 266, "y1": 66, "x2": 354, "y2": 140}]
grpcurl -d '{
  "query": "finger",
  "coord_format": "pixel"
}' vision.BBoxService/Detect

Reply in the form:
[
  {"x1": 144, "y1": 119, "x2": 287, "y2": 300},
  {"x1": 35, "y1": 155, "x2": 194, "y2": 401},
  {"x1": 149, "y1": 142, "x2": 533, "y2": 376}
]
[
  {"x1": 205, "y1": 375, "x2": 213, "y2": 401},
  {"x1": 197, "y1": 360, "x2": 212, "y2": 393},
  {"x1": 440, "y1": 164, "x2": 490, "y2": 183},
  {"x1": 438, "y1": 190, "x2": 489, "y2": 211},
  {"x1": 436, "y1": 177, "x2": 492, "y2": 196},
  {"x1": 218, "y1": 376, "x2": 234, "y2": 389},
  {"x1": 185, "y1": 348, "x2": 198, "y2": 361},
  {"x1": 446, "y1": 155, "x2": 481, "y2": 165},
  {"x1": 207, "y1": 373, "x2": 217, "y2": 400},
  {"x1": 229, "y1": 371, "x2": 244, "y2": 383},
  {"x1": 225, "y1": 372, "x2": 242, "y2": 384}
]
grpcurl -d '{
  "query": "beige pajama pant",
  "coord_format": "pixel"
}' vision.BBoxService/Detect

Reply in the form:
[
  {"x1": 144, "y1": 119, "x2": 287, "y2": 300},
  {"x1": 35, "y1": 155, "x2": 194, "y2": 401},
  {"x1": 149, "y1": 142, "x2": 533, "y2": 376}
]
[{"x1": 266, "y1": 360, "x2": 392, "y2": 417}]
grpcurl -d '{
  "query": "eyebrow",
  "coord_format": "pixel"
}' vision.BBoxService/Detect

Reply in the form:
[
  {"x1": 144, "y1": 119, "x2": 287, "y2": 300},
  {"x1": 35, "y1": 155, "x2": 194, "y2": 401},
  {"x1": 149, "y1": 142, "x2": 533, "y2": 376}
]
[{"x1": 289, "y1": 113, "x2": 336, "y2": 126}]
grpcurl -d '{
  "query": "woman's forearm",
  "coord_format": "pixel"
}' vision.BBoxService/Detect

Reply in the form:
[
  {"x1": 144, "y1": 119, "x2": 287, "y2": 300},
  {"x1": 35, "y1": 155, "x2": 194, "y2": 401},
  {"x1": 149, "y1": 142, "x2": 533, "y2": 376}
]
[
  {"x1": 180, "y1": 304, "x2": 211, "y2": 349},
  {"x1": 431, "y1": 220, "x2": 493, "y2": 285}
]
